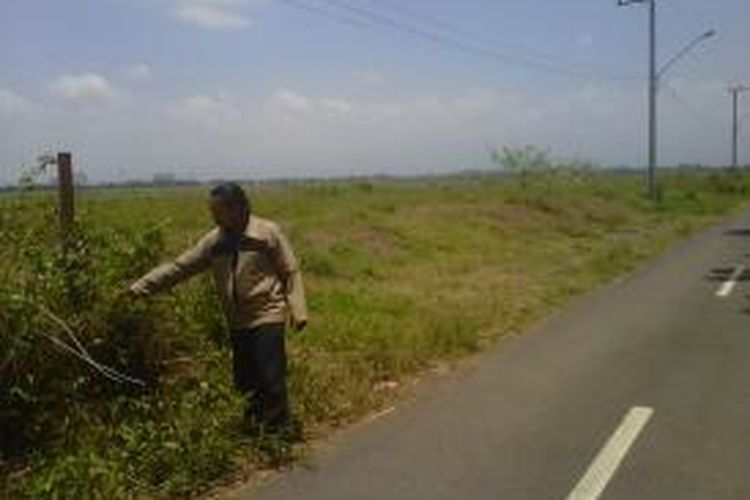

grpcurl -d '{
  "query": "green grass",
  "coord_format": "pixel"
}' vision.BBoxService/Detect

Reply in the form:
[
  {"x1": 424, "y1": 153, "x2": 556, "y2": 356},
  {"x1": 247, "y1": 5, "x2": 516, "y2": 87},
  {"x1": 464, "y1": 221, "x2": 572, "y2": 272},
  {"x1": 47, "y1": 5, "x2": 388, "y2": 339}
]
[{"x1": 2, "y1": 169, "x2": 750, "y2": 498}]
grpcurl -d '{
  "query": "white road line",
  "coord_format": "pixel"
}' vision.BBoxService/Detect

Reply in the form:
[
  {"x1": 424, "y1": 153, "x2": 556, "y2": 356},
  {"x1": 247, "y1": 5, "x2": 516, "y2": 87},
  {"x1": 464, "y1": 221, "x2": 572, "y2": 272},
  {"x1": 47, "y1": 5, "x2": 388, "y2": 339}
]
[
  {"x1": 566, "y1": 406, "x2": 654, "y2": 500},
  {"x1": 716, "y1": 266, "x2": 745, "y2": 298}
]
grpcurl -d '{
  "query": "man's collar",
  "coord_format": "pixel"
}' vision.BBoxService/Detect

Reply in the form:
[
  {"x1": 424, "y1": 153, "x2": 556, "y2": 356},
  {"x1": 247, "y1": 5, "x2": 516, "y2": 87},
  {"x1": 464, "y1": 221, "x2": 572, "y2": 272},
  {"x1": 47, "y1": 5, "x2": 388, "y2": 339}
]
[{"x1": 243, "y1": 215, "x2": 263, "y2": 240}]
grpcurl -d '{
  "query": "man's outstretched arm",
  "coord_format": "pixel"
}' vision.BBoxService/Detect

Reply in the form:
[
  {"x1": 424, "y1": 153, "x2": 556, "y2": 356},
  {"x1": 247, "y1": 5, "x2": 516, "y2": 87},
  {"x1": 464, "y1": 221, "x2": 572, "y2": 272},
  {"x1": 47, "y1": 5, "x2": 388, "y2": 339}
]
[{"x1": 130, "y1": 230, "x2": 217, "y2": 298}]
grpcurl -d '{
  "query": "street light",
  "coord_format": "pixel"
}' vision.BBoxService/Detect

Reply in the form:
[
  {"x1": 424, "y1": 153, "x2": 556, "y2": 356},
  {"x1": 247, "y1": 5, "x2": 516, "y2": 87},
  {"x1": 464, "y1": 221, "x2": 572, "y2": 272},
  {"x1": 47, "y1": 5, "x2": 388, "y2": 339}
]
[
  {"x1": 657, "y1": 30, "x2": 716, "y2": 79},
  {"x1": 617, "y1": 0, "x2": 715, "y2": 199}
]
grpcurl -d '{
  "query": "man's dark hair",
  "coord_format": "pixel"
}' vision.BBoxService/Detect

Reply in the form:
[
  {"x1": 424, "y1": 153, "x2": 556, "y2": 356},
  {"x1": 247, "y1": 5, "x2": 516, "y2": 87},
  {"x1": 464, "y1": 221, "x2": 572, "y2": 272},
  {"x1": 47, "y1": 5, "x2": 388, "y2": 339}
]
[{"x1": 210, "y1": 182, "x2": 251, "y2": 212}]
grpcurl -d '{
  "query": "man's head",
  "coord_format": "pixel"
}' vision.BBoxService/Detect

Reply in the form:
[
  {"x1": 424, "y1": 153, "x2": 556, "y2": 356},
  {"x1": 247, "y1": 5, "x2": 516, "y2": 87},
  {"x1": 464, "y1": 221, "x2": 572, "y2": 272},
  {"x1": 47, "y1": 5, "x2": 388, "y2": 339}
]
[{"x1": 209, "y1": 182, "x2": 250, "y2": 233}]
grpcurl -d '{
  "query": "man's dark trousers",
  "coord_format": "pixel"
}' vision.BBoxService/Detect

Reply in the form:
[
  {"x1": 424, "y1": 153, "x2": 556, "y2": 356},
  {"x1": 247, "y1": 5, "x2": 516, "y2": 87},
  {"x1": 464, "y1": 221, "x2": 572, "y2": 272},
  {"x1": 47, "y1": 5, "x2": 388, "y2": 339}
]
[{"x1": 230, "y1": 323, "x2": 289, "y2": 430}]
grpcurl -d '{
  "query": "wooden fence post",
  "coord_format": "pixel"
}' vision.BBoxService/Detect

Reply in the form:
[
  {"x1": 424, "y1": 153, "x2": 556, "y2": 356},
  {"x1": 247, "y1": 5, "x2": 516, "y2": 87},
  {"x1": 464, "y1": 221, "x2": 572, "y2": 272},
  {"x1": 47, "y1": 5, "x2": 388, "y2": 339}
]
[{"x1": 57, "y1": 152, "x2": 75, "y2": 240}]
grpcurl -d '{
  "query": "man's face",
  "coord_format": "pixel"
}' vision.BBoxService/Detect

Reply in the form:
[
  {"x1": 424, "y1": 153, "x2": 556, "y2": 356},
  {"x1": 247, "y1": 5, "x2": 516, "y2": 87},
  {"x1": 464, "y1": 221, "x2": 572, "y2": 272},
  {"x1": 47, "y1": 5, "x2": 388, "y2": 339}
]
[{"x1": 209, "y1": 197, "x2": 247, "y2": 233}]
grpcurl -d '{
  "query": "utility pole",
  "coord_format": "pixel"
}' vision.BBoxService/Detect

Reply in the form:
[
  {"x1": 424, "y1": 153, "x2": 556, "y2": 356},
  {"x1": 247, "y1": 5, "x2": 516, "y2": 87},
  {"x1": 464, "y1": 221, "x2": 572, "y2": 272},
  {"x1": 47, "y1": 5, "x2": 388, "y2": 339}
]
[
  {"x1": 618, "y1": 0, "x2": 658, "y2": 199},
  {"x1": 729, "y1": 85, "x2": 750, "y2": 169},
  {"x1": 647, "y1": 0, "x2": 657, "y2": 199},
  {"x1": 618, "y1": 0, "x2": 714, "y2": 199}
]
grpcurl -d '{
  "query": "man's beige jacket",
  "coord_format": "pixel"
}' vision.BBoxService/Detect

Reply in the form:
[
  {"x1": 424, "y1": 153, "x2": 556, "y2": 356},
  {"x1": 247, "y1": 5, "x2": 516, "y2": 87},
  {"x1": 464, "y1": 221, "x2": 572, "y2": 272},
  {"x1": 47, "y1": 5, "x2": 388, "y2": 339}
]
[{"x1": 132, "y1": 215, "x2": 307, "y2": 330}]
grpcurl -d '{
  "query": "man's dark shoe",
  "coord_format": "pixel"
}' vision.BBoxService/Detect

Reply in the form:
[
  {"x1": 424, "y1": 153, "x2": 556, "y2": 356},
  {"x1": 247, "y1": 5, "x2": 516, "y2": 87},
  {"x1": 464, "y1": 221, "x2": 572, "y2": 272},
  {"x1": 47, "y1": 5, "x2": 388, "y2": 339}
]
[
  {"x1": 277, "y1": 417, "x2": 304, "y2": 443},
  {"x1": 261, "y1": 416, "x2": 304, "y2": 443}
]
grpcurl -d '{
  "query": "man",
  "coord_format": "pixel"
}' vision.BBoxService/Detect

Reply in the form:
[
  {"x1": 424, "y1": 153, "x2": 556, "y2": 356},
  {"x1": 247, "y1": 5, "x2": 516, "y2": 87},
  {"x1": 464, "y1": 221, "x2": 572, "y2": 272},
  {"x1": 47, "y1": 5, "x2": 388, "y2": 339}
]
[{"x1": 130, "y1": 182, "x2": 307, "y2": 434}]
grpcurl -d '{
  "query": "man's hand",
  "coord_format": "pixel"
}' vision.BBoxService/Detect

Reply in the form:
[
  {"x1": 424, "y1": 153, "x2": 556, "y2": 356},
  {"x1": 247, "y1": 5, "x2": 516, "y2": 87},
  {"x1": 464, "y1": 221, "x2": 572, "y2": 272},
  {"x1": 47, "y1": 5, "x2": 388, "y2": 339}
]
[
  {"x1": 293, "y1": 319, "x2": 307, "y2": 332},
  {"x1": 128, "y1": 282, "x2": 150, "y2": 299}
]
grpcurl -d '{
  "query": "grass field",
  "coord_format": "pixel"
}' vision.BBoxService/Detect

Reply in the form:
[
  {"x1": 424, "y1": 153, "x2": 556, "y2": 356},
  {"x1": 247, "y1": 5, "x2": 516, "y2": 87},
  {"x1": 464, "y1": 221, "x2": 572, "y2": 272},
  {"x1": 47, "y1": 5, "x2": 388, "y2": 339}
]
[{"x1": 2, "y1": 168, "x2": 750, "y2": 498}]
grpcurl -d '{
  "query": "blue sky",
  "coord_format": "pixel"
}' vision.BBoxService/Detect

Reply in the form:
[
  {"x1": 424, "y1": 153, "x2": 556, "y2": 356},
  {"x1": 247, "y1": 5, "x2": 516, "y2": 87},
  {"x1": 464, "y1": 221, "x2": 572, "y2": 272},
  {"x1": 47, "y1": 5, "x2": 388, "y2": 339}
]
[{"x1": 1, "y1": 0, "x2": 749, "y2": 184}]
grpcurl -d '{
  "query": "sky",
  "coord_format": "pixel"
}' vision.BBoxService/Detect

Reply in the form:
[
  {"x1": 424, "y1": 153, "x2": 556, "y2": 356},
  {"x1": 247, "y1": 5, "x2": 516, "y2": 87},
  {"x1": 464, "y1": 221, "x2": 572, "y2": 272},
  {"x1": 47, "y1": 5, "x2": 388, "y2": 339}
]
[{"x1": 1, "y1": 0, "x2": 749, "y2": 185}]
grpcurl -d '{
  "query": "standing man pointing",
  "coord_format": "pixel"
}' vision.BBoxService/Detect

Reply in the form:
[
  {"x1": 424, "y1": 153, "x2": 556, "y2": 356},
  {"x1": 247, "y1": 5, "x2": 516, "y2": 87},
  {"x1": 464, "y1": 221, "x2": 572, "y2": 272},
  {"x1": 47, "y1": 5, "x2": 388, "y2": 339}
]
[{"x1": 130, "y1": 183, "x2": 307, "y2": 434}]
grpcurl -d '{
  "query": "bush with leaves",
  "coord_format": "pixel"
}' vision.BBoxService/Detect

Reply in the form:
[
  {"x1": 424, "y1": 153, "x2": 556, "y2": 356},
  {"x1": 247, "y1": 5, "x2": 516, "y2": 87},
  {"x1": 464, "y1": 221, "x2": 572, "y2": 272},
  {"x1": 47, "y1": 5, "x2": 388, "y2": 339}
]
[
  {"x1": 0, "y1": 196, "x2": 175, "y2": 459},
  {"x1": 0, "y1": 190, "x2": 253, "y2": 498},
  {"x1": 491, "y1": 145, "x2": 595, "y2": 192}
]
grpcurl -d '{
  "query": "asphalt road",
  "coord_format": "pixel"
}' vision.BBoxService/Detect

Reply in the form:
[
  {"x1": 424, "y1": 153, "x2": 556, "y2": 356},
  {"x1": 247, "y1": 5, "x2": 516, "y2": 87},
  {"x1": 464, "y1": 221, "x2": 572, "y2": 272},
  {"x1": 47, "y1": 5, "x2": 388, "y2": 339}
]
[{"x1": 231, "y1": 208, "x2": 750, "y2": 500}]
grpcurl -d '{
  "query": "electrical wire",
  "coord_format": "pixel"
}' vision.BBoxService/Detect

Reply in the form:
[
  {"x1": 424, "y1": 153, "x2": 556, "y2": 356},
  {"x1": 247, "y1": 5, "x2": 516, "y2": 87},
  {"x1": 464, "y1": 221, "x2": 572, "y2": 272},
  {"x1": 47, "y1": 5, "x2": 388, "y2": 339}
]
[
  {"x1": 363, "y1": 0, "x2": 639, "y2": 80},
  {"x1": 278, "y1": 0, "x2": 372, "y2": 31},
  {"x1": 323, "y1": 0, "x2": 640, "y2": 80},
  {"x1": 662, "y1": 81, "x2": 715, "y2": 124},
  {"x1": 278, "y1": 0, "x2": 641, "y2": 81}
]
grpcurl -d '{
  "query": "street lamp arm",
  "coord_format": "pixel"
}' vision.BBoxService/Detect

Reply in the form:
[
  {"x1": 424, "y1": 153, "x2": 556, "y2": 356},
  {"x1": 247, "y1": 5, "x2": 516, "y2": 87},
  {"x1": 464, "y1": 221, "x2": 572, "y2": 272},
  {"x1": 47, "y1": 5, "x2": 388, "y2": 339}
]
[
  {"x1": 616, "y1": 0, "x2": 714, "y2": 199},
  {"x1": 617, "y1": 0, "x2": 650, "y2": 5},
  {"x1": 657, "y1": 30, "x2": 715, "y2": 79}
]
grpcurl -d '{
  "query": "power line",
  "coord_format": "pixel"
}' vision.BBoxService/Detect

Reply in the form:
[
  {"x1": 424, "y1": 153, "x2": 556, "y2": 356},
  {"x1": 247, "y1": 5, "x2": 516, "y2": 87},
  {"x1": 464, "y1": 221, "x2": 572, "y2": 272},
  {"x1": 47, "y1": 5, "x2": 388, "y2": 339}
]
[
  {"x1": 323, "y1": 0, "x2": 640, "y2": 81},
  {"x1": 662, "y1": 81, "x2": 715, "y2": 124},
  {"x1": 279, "y1": 0, "x2": 640, "y2": 81},
  {"x1": 364, "y1": 0, "x2": 639, "y2": 80},
  {"x1": 364, "y1": 0, "x2": 459, "y2": 32},
  {"x1": 277, "y1": 0, "x2": 373, "y2": 30}
]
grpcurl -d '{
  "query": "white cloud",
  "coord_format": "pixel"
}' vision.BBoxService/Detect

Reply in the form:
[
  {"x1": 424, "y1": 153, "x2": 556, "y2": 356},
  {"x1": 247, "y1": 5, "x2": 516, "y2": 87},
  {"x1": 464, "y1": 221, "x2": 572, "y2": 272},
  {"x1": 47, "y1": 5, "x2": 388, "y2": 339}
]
[
  {"x1": 2, "y1": 78, "x2": 739, "y2": 185},
  {"x1": 49, "y1": 73, "x2": 118, "y2": 101},
  {"x1": 123, "y1": 63, "x2": 153, "y2": 82},
  {"x1": 321, "y1": 98, "x2": 354, "y2": 114},
  {"x1": 0, "y1": 88, "x2": 33, "y2": 114},
  {"x1": 271, "y1": 89, "x2": 313, "y2": 113},
  {"x1": 169, "y1": 94, "x2": 243, "y2": 130},
  {"x1": 176, "y1": 3, "x2": 252, "y2": 29},
  {"x1": 173, "y1": 94, "x2": 231, "y2": 114},
  {"x1": 366, "y1": 103, "x2": 402, "y2": 118}
]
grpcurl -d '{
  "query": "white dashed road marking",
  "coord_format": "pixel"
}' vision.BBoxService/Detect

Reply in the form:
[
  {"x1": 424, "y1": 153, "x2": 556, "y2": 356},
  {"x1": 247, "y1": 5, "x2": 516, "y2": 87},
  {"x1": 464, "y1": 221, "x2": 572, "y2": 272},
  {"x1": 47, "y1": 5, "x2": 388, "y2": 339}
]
[
  {"x1": 716, "y1": 266, "x2": 745, "y2": 298},
  {"x1": 566, "y1": 406, "x2": 654, "y2": 500}
]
